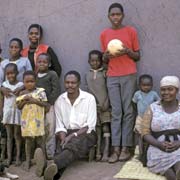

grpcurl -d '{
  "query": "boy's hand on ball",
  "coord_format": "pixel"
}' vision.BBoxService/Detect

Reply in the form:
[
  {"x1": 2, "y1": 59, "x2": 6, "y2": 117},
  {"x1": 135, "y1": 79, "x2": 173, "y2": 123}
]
[
  {"x1": 115, "y1": 47, "x2": 127, "y2": 56},
  {"x1": 104, "y1": 50, "x2": 116, "y2": 59}
]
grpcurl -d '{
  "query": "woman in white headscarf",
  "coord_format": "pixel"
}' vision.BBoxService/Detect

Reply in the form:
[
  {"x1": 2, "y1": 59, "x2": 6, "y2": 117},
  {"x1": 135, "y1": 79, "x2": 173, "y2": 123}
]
[{"x1": 142, "y1": 76, "x2": 180, "y2": 180}]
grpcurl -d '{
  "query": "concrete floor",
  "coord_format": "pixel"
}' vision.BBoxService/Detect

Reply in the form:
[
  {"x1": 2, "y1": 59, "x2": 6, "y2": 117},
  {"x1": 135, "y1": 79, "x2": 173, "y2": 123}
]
[{"x1": 7, "y1": 161, "x2": 125, "y2": 180}]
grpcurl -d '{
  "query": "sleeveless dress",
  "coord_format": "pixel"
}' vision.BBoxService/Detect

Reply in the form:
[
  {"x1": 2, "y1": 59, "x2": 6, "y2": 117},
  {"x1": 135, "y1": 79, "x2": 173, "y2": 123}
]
[
  {"x1": 147, "y1": 101, "x2": 180, "y2": 174},
  {"x1": 16, "y1": 88, "x2": 47, "y2": 137}
]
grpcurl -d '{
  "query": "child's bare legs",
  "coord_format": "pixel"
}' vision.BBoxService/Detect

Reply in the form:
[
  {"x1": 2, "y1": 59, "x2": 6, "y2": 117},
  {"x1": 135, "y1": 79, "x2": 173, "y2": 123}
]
[
  {"x1": 0, "y1": 123, "x2": 6, "y2": 161},
  {"x1": 35, "y1": 136, "x2": 46, "y2": 177},
  {"x1": 5, "y1": 125, "x2": 13, "y2": 166},
  {"x1": 96, "y1": 125, "x2": 102, "y2": 161},
  {"x1": 0, "y1": 137, "x2": 6, "y2": 161},
  {"x1": 14, "y1": 125, "x2": 22, "y2": 166},
  {"x1": 23, "y1": 137, "x2": 32, "y2": 171},
  {"x1": 101, "y1": 123, "x2": 110, "y2": 162},
  {"x1": 36, "y1": 136, "x2": 46, "y2": 156}
]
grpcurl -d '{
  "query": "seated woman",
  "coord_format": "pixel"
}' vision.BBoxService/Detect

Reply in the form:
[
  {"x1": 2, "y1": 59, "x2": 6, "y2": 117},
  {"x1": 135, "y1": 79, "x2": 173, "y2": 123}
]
[{"x1": 142, "y1": 76, "x2": 180, "y2": 180}]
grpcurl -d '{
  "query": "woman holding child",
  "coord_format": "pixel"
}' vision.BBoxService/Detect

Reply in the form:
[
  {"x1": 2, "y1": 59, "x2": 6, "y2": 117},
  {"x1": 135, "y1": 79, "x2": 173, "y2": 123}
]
[{"x1": 142, "y1": 76, "x2": 180, "y2": 180}]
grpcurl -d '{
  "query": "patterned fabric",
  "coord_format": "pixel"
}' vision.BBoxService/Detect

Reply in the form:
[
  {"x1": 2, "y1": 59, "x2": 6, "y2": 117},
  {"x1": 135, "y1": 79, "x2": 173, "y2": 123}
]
[
  {"x1": 16, "y1": 88, "x2": 47, "y2": 137},
  {"x1": 142, "y1": 101, "x2": 180, "y2": 174}
]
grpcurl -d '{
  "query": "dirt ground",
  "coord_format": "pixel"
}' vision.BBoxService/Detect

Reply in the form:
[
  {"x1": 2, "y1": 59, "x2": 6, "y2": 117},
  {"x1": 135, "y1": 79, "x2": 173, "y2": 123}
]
[{"x1": 7, "y1": 160, "x2": 125, "y2": 180}]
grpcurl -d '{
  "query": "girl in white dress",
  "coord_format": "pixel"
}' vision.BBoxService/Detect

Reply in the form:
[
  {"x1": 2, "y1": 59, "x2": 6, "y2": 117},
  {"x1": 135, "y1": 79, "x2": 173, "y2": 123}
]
[{"x1": 1, "y1": 63, "x2": 23, "y2": 166}]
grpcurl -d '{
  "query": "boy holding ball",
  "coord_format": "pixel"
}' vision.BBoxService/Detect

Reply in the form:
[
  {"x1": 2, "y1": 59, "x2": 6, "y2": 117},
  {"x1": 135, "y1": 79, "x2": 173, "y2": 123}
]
[{"x1": 100, "y1": 3, "x2": 140, "y2": 163}]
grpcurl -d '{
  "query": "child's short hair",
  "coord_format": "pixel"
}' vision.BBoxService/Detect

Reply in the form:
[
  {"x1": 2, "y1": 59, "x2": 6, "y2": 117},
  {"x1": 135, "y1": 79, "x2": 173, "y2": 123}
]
[
  {"x1": 5, "y1": 63, "x2": 18, "y2": 74},
  {"x1": 23, "y1": 70, "x2": 36, "y2": 80},
  {"x1": 28, "y1": 24, "x2": 43, "y2": 37},
  {"x1": 139, "y1": 74, "x2": 153, "y2": 84},
  {"x1": 64, "y1": 70, "x2": 81, "y2": 82},
  {"x1": 37, "y1": 53, "x2": 51, "y2": 64},
  {"x1": 88, "y1": 50, "x2": 103, "y2": 63},
  {"x1": 9, "y1": 38, "x2": 23, "y2": 51},
  {"x1": 108, "y1": 3, "x2": 124, "y2": 13}
]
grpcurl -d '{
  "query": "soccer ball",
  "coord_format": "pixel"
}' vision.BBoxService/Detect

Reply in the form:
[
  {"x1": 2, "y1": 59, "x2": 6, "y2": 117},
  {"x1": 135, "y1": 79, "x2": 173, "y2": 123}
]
[{"x1": 107, "y1": 39, "x2": 123, "y2": 55}]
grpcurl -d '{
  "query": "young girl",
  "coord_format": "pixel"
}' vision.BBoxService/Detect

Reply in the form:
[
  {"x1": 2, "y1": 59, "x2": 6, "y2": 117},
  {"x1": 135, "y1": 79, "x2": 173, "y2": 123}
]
[
  {"x1": 1, "y1": 63, "x2": 23, "y2": 166},
  {"x1": 16, "y1": 71, "x2": 49, "y2": 171},
  {"x1": 21, "y1": 24, "x2": 61, "y2": 77},
  {"x1": 85, "y1": 50, "x2": 111, "y2": 162}
]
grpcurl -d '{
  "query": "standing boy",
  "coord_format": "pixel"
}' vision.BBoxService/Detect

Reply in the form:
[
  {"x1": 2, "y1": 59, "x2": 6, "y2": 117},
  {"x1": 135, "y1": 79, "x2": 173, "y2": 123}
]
[
  {"x1": 100, "y1": 3, "x2": 140, "y2": 163},
  {"x1": 36, "y1": 53, "x2": 60, "y2": 161},
  {"x1": 85, "y1": 50, "x2": 111, "y2": 162}
]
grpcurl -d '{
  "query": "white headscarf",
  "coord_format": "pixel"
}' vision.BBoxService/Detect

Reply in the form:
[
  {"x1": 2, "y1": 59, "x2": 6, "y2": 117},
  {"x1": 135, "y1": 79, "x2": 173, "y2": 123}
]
[{"x1": 160, "y1": 76, "x2": 180, "y2": 89}]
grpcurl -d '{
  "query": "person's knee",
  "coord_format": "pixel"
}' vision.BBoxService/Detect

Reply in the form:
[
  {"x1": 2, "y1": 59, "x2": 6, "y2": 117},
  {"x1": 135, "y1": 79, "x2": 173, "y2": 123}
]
[
  {"x1": 164, "y1": 168, "x2": 176, "y2": 180},
  {"x1": 6, "y1": 131, "x2": 13, "y2": 141}
]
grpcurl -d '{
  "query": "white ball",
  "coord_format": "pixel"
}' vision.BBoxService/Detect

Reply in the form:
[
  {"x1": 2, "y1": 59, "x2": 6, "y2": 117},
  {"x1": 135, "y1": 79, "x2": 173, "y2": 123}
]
[{"x1": 107, "y1": 39, "x2": 123, "y2": 55}]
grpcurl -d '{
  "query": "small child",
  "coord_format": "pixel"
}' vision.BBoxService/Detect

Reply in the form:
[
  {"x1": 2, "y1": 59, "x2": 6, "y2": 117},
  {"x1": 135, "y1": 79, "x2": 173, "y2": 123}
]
[
  {"x1": 85, "y1": 50, "x2": 111, "y2": 162},
  {"x1": 1, "y1": 63, "x2": 23, "y2": 166},
  {"x1": 16, "y1": 71, "x2": 49, "y2": 171},
  {"x1": 132, "y1": 74, "x2": 159, "y2": 159},
  {"x1": 36, "y1": 53, "x2": 60, "y2": 161}
]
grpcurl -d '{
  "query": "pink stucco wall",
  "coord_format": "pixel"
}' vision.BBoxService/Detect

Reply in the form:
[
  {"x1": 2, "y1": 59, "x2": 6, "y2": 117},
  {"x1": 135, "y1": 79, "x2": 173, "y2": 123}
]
[{"x1": 0, "y1": 0, "x2": 180, "y2": 91}]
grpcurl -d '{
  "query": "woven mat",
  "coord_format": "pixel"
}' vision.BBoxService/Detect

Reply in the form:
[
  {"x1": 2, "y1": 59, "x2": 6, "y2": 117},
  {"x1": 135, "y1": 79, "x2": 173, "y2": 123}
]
[{"x1": 114, "y1": 157, "x2": 166, "y2": 180}]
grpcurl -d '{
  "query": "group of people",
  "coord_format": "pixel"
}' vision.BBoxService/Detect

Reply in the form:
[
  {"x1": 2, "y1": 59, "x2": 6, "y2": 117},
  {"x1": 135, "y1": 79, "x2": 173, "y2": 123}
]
[{"x1": 0, "y1": 2, "x2": 180, "y2": 180}]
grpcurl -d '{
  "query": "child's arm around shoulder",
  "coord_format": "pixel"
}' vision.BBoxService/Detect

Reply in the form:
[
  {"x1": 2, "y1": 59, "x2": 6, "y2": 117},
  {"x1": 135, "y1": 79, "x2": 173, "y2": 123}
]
[
  {"x1": 29, "y1": 88, "x2": 50, "y2": 112},
  {"x1": 16, "y1": 90, "x2": 28, "y2": 110},
  {"x1": 26, "y1": 96, "x2": 50, "y2": 111}
]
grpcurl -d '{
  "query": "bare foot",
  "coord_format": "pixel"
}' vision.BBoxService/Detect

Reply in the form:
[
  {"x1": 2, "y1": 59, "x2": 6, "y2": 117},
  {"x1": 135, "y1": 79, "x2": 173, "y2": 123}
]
[
  {"x1": 101, "y1": 153, "x2": 109, "y2": 162},
  {"x1": 15, "y1": 158, "x2": 21, "y2": 166},
  {"x1": 119, "y1": 147, "x2": 131, "y2": 161},
  {"x1": 96, "y1": 154, "x2": 102, "y2": 161},
  {"x1": 108, "y1": 152, "x2": 119, "y2": 163},
  {"x1": 22, "y1": 161, "x2": 30, "y2": 171},
  {"x1": 5, "y1": 159, "x2": 11, "y2": 167}
]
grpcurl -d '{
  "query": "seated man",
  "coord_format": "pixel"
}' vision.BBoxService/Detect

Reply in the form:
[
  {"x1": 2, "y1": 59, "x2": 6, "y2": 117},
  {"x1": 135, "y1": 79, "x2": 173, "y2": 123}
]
[{"x1": 35, "y1": 70, "x2": 97, "y2": 180}]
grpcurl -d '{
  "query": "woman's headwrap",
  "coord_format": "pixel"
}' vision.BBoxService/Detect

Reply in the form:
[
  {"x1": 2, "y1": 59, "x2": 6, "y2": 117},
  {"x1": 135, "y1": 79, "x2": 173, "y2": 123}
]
[{"x1": 160, "y1": 76, "x2": 180, "y2": 89}]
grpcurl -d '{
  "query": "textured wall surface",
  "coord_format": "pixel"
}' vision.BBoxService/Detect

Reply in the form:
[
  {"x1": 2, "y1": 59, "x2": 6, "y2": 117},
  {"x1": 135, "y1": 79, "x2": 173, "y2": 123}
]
[{"x1": 0, "y1": 0, "x2": 180, "y2": 92}]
